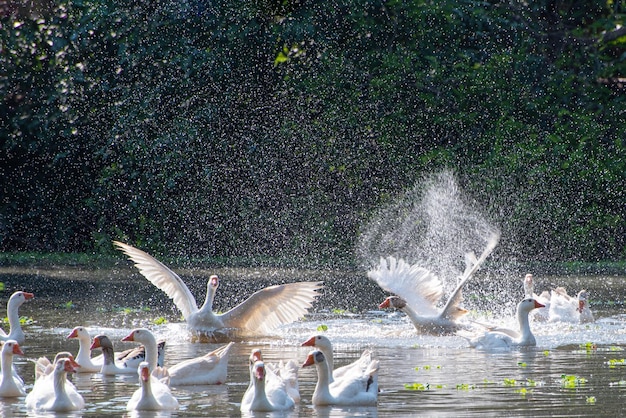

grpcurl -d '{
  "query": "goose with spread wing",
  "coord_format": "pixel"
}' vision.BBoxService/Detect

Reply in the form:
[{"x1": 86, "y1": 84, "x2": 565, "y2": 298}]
[
  {"x1": 368, "y1": 232, "x2": 500, "y2": 334},
  {"x1": 113, "y1": 241, "x2": 322, "y2": 336}
]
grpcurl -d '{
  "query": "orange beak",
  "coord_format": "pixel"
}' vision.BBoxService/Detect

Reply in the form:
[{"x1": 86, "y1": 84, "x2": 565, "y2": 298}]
[
  {"x1": 12, "y1": 343, "x2": 24, "y2": 356},
  {"x1": 301, "y1": 353, "x2": 315, "y2": 368},
  {"x1": 121, "y1": 332, "x2": 134, "y2": 342},
  {"x1": 23, "y1": 292, "x2": 35, "y2": 300},
  {"x1": 301, "y1": 336, "x2": 316, "y2": 347},
  {"x1": 379, "y1": 298, "x2": 391, "y2": 309},
  {"x1": 64, "y1": 360, "x2": 77, "y2": 374},
  {"x1": 534, "y1": 300, "x2": 545, "y2": 309},
  {"x1": 90, "y1": 337, "x2": 101, "y2": 350},
  {"x1": 141, "y1": 366, "x2": 150, "y2": 382},
  {"x1": 67, "y1": 329, "x2": 78, "y2": 339},
  {"x1": 578, "y1": 300, "x2": 585, "y2": 313}
]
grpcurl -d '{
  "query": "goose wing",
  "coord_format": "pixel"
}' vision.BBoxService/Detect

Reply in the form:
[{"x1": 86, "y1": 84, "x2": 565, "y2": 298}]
[
  {"x1": 220, "y1": 281, "x2": 323, "y2": 334},
  {"x1": 113, "y1": 241, "x2": 198, "y2": 319},
  {"x1": 440, "y1": 231, "x2": 500, "y2": 319},
  {"x1": 367, "y1": 256, "x2": 442, "y2": 315}
]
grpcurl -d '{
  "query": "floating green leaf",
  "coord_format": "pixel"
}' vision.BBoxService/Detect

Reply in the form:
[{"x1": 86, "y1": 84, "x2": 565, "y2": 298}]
[
  {"x1": 503, "y1": 378, "x2": 517, "y2": 386},
  {"x1": 586, "y1": 396, "x2": 596, "y2": 404},
  {"x1": 316, "y1": 324, "x2": 328, "y2": 332},
  {"x1": 404, "y1": 382, "x2": 430, "y2": 391},
  {"x1": 560, "y1": 374, "x2": 588, "y2": 388}
]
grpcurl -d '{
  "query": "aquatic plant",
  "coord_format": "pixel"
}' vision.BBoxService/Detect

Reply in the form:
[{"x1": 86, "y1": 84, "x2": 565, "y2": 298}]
[
  {"x1": 606, "y1": 358, "x2": 626, "y2": 368},
  {"x1": 404, "y1": 383, "x2": 430, "y2": 391},
  {"x1": 152, "y1": 317, "x2": 168, "y2": 325},
  {"x1": 586, "y1": 396, "x2": 596, "y2": 404},
  {"x1": 316, "y1": 324, "x2": 328, "y2": 332},
  {"x1": 560, "y1": 374, "x2": 588, "y2": 388},
  {"x1": 503, "y1": 378, "x2": 517, "y2": 386},
  {"x1": 59, "y1": 301, "x2": 75, "y2": 309}
]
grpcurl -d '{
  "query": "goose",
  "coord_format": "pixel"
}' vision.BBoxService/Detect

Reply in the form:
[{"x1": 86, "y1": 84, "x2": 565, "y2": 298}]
[
  {"x1": 369, "y1": 232, "x2": 500, "y2": 334},
  {"x1": 549, "y1": 288, "x2": 594, "y2": 324},
  {"x1": 0, "y1": 291, "x2": 34, "y2": 345},
  {"x1": 302, "y1": 350, "x2": 378, "y2": 406},
  {"x1": 523, "y1": 274, "x2": 551, "y2": 321},
  {"x1": 25, "y1": 358, "x2": 85, "y2": 412},
  {"x1": 241, "y1": 360, "x2": 295, "y2": 413},
  {"x1": 464, "y1": 298, "x2": 544, "y2": 350},
  {"x1": 301, "y1": 335, "x2": 376, "y2": 388},
  {"x1": 67, "y1": 326, "x2": 165, "y2": 373},
  {"x1": 126, "y1": 362, "x2": 179, "y2": 411},
  {"x1": 242, "y1": 349, "x2": 300, "y2": 406},
  {"x1": 89, "y1": 335, "x2": 135, "y2": 375},
  {"x1": 33, "y1": 351, "x2": 81, "y2": 381},
  {"x1": 113, "y1": 241, "x2": 323, "y2": 337},
  {"x1": 122, "y1": 327, "x2": 234, "y2": 385},
  {"x1": 0, "y1": 340, "x2": 25, "y2": 397}
]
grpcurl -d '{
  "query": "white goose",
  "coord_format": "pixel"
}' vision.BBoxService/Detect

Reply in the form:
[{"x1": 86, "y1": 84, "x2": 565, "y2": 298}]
[
  {"x1": 90, "y1": 335, "x2": 135, "y2": 375},
  {"x1": 122, "y1": 328, "x2": 233, "y2": 385},
  {"x1": 241, "y1": 360, "x2": 295, "y2": 413},
  {"x1": 523, "y1": 274, "x2": 551, "y2": 321},
  {"x1": 33, "y1": 351, "x2": 80, "y2": 381},
  {"x1": 0, "y1": 340, "x2": 25, "y2": 397},
  {"x1": 242, "y1": 349, "x2": 300, "y2": 406},
  {"x1": 126, "y1": 362, "x2": 179, "y2": 411},
  {"x1": 0, "y1": 291, "x2": 34, "y2": 345},
  {"x1": 113, "y1": 241, "x2": 323, "y2": 337},
  {"x1": 465, "y1": 298, "x2": 544, "y2": 350},
  {"x1": 549, "y1": 288, "x2": 594, "y2": 324},
  {"x1": 369, "y1": 232, "x2": 500, "y2": 334},
  {"x1": 302, "y1": 350, "x2": 378, "y2": 406},
  {"x1": 301, "y1": 335, "x2": 376, "y2": 389},
  {"x1": 25, "y1": 358, "x2": 85, "y2": 412}
]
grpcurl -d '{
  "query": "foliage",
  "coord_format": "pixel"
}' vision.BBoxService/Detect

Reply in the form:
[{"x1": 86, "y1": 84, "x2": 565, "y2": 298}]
[{"x1": 1, "y1": 0, "x2": 625, "y2": 263}]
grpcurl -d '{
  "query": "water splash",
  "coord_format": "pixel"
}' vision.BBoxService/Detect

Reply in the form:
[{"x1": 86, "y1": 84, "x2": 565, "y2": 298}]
[{"x1": 357, "y1": 170, "x2": 499, "y2": 288}]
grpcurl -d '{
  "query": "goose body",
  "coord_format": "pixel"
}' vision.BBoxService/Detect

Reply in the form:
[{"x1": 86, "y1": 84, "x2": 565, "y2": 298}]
[
  {"x1": 241, "y1": 360, "x2": 295, "y2": 412},
  {"x1": 0, "y1": 291, "x2": 34, "y2": 345},
  {"x1": 25, "y1": 358, "x2": 84, "y2": 412},
  {"x1": 549, "y1": 288, "x2": 594, "y2": 324},
  {"x1": 0, "y1": 340, "x2": 25, "y2": 397},
  {"x1": 368, "y1": 232, "x2": 500, "y2": 334},
  {"x1": 114, "y1": 241, "x2": 322, "y2": 336},
  {"x1": 466, "y1": 298, "x2": 544, "y2": 350},
  {"x1": 127, "y1": 362, "x2": 179, "y2": 411},
  {"x1": 168, "y1": 341, "x2": 233, "y2": 385},
  {"x1": 302, "y1": 350, "x2": 378, "y2": 406}
]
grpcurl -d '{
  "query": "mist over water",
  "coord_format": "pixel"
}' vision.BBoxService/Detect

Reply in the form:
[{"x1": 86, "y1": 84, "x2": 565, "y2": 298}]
[{"x1": 357, "y1": 170, "x2": 499, "y2": 288}]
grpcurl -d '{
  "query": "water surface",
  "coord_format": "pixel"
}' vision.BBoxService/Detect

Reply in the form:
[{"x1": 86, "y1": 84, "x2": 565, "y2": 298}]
[{"x1": 0, "y1": 267, "x2": 625, "y2": 417}]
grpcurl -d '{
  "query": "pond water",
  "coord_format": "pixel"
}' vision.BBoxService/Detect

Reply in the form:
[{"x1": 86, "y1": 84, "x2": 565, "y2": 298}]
[{"x1": 0, "y1": 266, "x2": 625, "y2": 417}]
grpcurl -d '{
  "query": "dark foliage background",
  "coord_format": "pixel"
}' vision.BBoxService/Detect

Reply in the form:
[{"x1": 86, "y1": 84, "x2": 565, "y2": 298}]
[{"x1": 1, "y1": 0, "x2": 625, "y2": 264}]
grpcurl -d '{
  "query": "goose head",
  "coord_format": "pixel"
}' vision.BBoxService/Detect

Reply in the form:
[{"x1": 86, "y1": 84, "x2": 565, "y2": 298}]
[
  {"x1": 121, "y1": 328, "x2": 154, "y2": 345},
  {"x1": 67, "y1": 326, "x2": 90, "y2": 341},
  {"x1": 249, "y1": 349, "x2": 263, "y2": 366},
  {"x1": 577, "y1": 290, "x2": 589, "y2": 313},
  {"x1": 301, "y1": 335, "x2": 332, "y2": 351},
  {"x1": 56, "y1": 357, "x2": 77, "y2": 374},
  {"x1": 518, "y1": 298, "x2": 545, "y2": 314},
  {"x1": 2, "y1": 340, "x2": 23, "y2": 356},
  {"x1": 378, "y1": 296, "x2": 406, "y2": 310},
  {"x1": 523, "y1": 274, "x2": 534, "y2": 297},
  {"x1": 138, "y1": 361, "x2": 150, "y2": 383},
  {"x1": 9, "y1": 291, "x2": 34, "y2": 307},
  {"x1": 252, "y1": 361, "x2": 265, "y2": 382},
  {"x1": 301, "y1": 350, "x2": 325, "y2": 368},
  {"x1": 90, "y1": 335, "x2": 112, "y2": 351}
]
